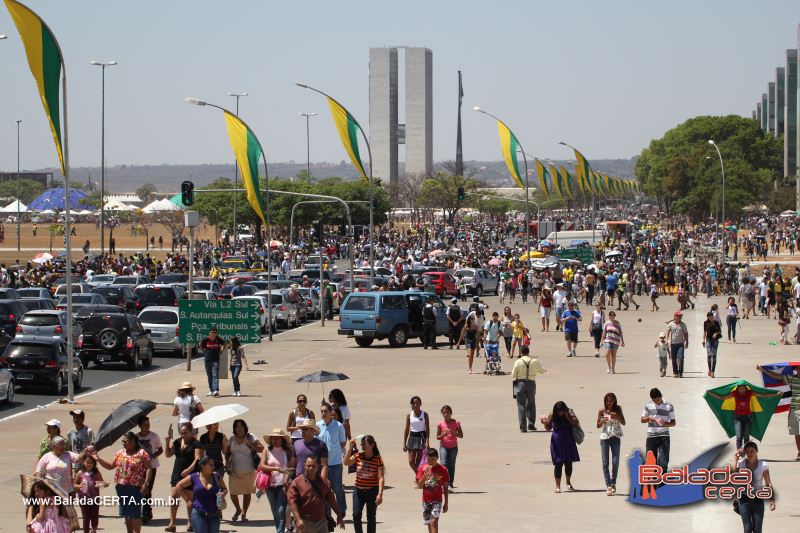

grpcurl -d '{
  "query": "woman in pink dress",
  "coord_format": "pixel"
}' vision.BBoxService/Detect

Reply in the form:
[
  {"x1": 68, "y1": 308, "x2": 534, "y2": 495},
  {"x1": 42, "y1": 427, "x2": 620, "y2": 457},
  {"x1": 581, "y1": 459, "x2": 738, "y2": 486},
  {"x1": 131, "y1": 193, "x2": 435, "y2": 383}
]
[{"x1": 25, "y1": 479, "x2": 71, "y2": 533}]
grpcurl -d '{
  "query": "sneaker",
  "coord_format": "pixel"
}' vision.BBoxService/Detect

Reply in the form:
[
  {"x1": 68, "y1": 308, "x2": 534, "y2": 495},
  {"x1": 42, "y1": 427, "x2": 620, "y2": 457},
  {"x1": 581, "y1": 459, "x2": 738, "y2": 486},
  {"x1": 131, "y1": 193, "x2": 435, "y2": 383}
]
[
  {"x1": 594, "y1": 352, "x2": 600, "y2": 358},
  {"x1": 213, "y1": 391, "x2": 220, "y2": 397},
  {"x1": 206, "y1": 391, "x2": 214, "y2": 396},
  {"x1": 566, "y1": 353, "x2": 573, "y2": 358}
]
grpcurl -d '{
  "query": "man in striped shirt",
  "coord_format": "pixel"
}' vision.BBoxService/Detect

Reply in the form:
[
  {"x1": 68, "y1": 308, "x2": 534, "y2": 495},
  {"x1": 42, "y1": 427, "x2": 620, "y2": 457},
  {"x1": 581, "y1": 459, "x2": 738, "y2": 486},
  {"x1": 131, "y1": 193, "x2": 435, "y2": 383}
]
[
  {"x1": 757, "y1": 365, "x2": 800, "y2": 460},
  {"x1": 640, "y1": 388, "x2": 676, "y2": 471}
]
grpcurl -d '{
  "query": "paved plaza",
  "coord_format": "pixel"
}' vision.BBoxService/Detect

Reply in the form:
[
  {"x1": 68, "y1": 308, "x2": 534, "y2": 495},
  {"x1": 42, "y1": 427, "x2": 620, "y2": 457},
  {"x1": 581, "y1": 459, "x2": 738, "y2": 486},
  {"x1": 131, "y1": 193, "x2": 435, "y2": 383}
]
[{"x1": 1, "y1": 291, "x2": 798, "y2": 532}]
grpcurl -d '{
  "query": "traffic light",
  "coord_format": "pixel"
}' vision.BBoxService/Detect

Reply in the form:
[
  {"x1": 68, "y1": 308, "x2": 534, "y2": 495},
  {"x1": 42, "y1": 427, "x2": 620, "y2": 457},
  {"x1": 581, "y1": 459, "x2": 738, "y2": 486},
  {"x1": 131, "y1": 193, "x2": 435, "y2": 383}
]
[
  {"x1": 181, "y1": 180, "x2": 194, "y2": 206},
  {"x1": 457, "y1": 186, "x2": 465, "y2": 201}
]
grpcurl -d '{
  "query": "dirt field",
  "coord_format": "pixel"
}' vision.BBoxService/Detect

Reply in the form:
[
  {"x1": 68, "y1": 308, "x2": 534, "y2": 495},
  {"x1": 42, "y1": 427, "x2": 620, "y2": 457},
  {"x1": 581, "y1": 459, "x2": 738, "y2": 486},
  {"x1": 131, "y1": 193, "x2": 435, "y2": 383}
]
[{"x1": 0, "y1": 222, "x2": 218, "y2": 265}]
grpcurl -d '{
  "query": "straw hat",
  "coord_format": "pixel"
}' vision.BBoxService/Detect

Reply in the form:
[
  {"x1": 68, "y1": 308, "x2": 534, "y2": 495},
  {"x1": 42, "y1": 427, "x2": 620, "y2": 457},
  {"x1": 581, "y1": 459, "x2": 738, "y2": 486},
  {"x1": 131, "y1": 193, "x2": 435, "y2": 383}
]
[
  {"x1": 264, "y1": 428, "x2": 292, "y2": 447},
  {"x1": 178, "y1": 381, "x2": 195, "y2": 391},
  {"x1": 296, "y1": 419, "x2": 320, "y2": 434}
]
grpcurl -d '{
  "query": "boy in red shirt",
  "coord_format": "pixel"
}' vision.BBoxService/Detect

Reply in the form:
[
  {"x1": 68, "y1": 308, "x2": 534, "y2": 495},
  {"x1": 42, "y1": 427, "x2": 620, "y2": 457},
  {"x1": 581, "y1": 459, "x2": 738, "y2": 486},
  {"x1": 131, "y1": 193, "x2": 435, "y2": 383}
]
[{"x1": 416, "y1": 448, "x2": 449, "y2": 532}]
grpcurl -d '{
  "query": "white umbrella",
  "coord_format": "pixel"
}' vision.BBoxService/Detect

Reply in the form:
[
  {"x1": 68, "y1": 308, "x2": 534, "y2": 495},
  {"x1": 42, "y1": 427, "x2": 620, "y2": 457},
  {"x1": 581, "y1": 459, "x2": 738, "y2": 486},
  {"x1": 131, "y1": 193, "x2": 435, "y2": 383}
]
[
  {"x1": 32, "y1": 252, "x2": 54, "y2": 264},
  {"x1": 191, "y1": 403, "x2": 249, "y2": 428}
]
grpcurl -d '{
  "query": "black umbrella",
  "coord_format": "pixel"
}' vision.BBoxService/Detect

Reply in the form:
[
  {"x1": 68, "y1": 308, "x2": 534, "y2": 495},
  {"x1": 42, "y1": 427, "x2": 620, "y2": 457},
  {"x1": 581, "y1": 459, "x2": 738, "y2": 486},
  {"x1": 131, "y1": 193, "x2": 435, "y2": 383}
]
[
  {"x1": 93, "y1": 399, "x2": 157, "y2": 452},
  {"x1": 296, "y1": 370, "x2": 349, "y2": 397}
]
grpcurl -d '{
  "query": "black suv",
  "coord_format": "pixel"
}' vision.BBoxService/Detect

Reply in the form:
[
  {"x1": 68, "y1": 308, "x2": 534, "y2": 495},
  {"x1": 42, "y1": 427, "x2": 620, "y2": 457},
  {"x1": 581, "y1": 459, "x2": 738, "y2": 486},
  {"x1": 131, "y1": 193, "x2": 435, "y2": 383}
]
[
  {"x1": 77, "y1": 312, "x2": 154, "y2": 370},
  {"x1": 133, "y1": 285, "x2": 181, "y2": 310},
  {"x1": 91, "y1": 286, "x2": 140, "y2": 313},
  {"x1": 2, "y1": 338, "x2": 83, "y2": 394},
  {"x1": 0, "y1": 300, "x2": 28, "y2": 337}
]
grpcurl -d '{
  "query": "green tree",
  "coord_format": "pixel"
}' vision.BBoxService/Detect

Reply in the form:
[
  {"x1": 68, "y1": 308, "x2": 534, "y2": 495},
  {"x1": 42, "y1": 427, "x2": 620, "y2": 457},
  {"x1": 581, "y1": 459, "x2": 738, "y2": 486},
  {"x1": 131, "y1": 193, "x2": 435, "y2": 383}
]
[
  {"x1": 420, "y1": 171, "x2": 480, "y2": 224},
  {"x1": 476, "y1": 196, "x2": 513, "y2": 218},
  {"x1": 136, "y1": 183, "x2": 158, "y2": 204},
  {"x1": 0, "y1": 178, "x2": 45, "y2": 204},
  {"x1": 635, "y1": 115, "x2": 782, "y2": 220}
]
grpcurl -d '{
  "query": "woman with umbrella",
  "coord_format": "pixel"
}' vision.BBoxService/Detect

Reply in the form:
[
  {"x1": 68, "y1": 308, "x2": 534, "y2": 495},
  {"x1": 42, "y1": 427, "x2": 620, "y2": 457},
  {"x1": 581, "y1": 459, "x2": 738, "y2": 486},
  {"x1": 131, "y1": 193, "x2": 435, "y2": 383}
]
[{"x1": 91, "y1": 431, "x2": 151, "y2": 533}]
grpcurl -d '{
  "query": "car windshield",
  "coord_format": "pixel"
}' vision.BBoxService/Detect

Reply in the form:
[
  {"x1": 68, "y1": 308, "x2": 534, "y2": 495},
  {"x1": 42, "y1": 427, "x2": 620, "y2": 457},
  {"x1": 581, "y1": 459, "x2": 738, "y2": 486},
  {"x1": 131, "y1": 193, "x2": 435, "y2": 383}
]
[
  {"x1": 113, "y1": 277, "x2": 138, "y2": 284},
  {"x1": 20, "y1": 314, "x2": 60, "y2": 326},
  {"x1": 20, "y1": 301, "x2": 45, "y2": 311},
  {"x1": 5, "y1": 343, "x2": 55, "y2": 358},
  {"x1": 61, "y1": 295, "x2": 94, "y2": 304},
  {"x1": 221, "y1": 261, "x2": 246, "y2": 269},
  {"x1": 55, "y1": 285, "x2": 84, "y2": 295},
  {"x1": 343, "y1": 295, "x2": 376, "y2": 311},
  {"x1": 193, "y1": 281, "x2": 213, "y2": 290},
  {"x1": 92, "y1": 275, "x2": 115, "y2": 282},
  {"x1": 156, "y1": 274, "x2": 188, "y2": 283},
  {"x1": 138, "y1": 310, "x2": 178, "y2": 324},
  {"x1": 17, "y1": 289, "x2": 43, "y2": 298},
  {"x1": 135, "y1": 287, "x2": 176, "y2": 305}
]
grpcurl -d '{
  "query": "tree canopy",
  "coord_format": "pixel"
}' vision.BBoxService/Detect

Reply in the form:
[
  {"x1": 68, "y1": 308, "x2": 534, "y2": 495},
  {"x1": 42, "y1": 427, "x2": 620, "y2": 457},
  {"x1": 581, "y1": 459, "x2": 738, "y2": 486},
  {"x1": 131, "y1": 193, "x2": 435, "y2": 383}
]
[{"x1": 635, "y1": 115, "x2": 782, "y2": 220}]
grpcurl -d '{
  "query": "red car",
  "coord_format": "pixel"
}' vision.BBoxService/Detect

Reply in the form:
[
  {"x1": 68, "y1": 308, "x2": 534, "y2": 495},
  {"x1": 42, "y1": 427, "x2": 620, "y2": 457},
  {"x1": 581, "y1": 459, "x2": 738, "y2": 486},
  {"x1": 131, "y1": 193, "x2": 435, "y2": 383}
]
[{"x1": 426, "y1": 271, "x2": 457, "y2": 297}]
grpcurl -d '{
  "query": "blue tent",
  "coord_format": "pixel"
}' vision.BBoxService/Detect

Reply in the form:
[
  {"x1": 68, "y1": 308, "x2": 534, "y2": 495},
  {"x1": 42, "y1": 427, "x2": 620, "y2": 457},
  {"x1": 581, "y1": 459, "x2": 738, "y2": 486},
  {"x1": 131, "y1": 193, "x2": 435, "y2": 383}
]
[{"x1": 28, "y1": 188, "x2": 93, "y2": 211}]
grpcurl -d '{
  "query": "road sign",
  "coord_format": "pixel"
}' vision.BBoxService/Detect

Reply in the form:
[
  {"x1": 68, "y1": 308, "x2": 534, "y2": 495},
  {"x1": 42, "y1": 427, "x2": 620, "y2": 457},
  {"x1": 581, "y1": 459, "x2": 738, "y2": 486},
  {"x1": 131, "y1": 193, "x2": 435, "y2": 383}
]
[{"x1": 178, "y1": 299, "x2": 262, "y2": 344}]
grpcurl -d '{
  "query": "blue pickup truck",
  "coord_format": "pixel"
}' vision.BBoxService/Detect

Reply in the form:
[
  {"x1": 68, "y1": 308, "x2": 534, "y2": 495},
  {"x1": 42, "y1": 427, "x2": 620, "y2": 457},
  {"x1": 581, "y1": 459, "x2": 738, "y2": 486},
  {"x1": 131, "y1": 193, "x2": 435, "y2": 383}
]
[{"x1": 338, "y1": 291, "x2": 455, "y2": 347}]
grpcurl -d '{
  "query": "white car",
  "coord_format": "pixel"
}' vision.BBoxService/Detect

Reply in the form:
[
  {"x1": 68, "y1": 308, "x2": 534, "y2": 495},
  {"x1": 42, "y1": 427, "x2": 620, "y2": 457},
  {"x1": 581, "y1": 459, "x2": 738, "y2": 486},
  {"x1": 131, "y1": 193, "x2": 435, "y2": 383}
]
[{"x1": 137, "y1": 306, "x2": 181, "y2": 355}]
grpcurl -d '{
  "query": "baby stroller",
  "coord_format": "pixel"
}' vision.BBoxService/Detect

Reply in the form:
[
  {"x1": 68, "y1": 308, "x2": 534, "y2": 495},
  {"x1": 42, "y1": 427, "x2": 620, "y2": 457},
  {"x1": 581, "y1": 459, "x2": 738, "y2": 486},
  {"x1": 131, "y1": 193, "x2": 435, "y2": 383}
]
[{"x1": 483, "y1": 341, "x2": 504, "y2": 375}]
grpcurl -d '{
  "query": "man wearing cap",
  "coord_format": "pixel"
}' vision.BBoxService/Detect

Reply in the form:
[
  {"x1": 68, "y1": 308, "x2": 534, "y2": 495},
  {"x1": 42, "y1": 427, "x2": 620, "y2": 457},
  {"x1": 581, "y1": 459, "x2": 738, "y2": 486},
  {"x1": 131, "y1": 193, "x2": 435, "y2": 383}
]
[
  {"x1": 317, "y1": 403, "x2": 347, "y2": 521},
  {"x1": 422, "y1": 301, "x2": 439, "y2": 350},
  {"x1": 511, "y1": 346, "x2": 546, "y2": 432},
  {"x1": 655, "y1": 332, "x2": 669, "y2": 377},
  {"x1": 561, "y1": 301, "x2": 582, "y2": 358},
  {"x1": 665, "y1": 310, "x2": 689, "y2": 378},
  {"x1": 66, "y1": 409, "x2": 95, "y2": 455},
  {"x1": 293, "y1": 420, "x2": 329, "y2": 481},
  {"x1": 447, "y1": 298, "x2": 464, "y2": 350}
]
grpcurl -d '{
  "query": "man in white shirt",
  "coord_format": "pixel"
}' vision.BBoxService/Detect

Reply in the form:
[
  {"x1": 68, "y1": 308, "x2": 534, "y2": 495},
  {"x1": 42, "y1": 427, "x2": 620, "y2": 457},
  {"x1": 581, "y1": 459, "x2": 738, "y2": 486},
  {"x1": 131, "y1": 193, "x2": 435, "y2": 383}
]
[
  {"x1": 640, "y1": 388, "x2": 676, "y2": 472},
  {"x1": 554, "y1": 285, "x2": 567, "y2": 331}
]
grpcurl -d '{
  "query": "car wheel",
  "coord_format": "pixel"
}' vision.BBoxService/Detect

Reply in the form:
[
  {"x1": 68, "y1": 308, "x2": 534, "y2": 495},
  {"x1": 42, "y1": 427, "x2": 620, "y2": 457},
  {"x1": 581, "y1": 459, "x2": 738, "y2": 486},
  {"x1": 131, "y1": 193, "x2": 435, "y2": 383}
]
[
  {"x1": 388, "y1": 326, "x2": 409, "y2": 347},
  {"x1": 54, "y1": 373, "x2": 66, "y2": 395},
  {"x1": 142, "y1": 348, "x2": 153, "y2": 368},
  {"x1": 355, "y1": 337, "x2": 374, "y2": 347},
  {"x1": 126, "y1": 350, "x2": 139, "y2": 371},
  {"x1": 2, "y1": 380, "x2": 14, "y2": 404},
  {"x1": 74, "y1": 368, "x2": 83, "y2": 390},
  {"x1": 97, "y1": 328, "x2": 120, "y2": 350},
  {"x1": 80, "y1": 354, "x2": 91, "y2": 369},
  {"x1": 476, "y1": 284, "x2": 483, "y2": 296}
]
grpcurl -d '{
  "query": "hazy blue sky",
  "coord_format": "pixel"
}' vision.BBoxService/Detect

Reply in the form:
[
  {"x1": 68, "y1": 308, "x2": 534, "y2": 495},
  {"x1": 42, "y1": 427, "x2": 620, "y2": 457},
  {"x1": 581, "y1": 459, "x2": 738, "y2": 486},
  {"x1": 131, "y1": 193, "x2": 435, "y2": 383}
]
[{"x1": 1, "y1": 0, "x2": 799, "y2": 172}]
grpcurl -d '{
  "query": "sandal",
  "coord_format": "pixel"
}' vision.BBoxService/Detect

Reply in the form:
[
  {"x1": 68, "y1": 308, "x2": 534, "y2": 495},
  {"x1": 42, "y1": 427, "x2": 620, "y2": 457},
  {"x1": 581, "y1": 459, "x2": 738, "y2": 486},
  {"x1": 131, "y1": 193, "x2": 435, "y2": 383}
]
[
  {"x1": 554, "y1": 488, "x2": 561, "y2": 493},
  {"x1": 566, "y1": 484, "x2": 575, "y2": 492},
  {"x1": 164, "y1": 527, "x2": 176, "y2": 533},
  {"x1": 606, "y1": 487, "x2": 613, "y2": 496}
]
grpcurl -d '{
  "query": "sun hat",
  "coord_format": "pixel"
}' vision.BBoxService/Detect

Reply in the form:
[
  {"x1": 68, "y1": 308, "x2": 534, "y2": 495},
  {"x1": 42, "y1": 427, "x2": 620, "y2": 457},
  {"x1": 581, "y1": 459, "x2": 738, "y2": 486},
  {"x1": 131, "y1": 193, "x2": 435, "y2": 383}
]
[
  {"x1": 178, "y1": 381, "x2": 195, "y2": 391},
  {"x1": 264, "y1": 428, "x2": 292, "y2": 447},
  {"x1": 659, "y1": 332, "x2": 666, "y2": 338},
  {"x1": 297, "y1": 420, "x2": 320, "y2": 434},
  {"x1": 68, "y1": 409, "x2": 85, "y2": 417}
]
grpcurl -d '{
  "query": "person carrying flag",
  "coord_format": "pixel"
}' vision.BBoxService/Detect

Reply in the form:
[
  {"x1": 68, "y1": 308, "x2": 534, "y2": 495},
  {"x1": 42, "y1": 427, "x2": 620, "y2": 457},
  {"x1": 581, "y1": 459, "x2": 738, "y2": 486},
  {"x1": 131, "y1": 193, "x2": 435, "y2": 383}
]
[{"x1": 757, "y1": 365, "x2": 800, "y2": 460}]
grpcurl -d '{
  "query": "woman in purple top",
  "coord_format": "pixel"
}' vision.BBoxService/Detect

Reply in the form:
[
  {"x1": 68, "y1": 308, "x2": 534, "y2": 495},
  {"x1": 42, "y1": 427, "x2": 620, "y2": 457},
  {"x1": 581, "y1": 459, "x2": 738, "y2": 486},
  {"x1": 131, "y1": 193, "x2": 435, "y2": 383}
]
[
  {"x1": 542, "y1": 401, "x2": 581, "y2": 493},
  {"x1": 176, "y1": 456, "x2": 227, "y2": 533}
]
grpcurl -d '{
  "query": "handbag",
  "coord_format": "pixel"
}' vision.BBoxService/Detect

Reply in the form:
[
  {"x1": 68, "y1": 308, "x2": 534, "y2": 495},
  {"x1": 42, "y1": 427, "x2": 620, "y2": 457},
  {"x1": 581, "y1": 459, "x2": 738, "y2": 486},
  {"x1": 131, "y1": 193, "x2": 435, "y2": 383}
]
[
  {"x1": 254, "y1": 469, "x2": 271, "y2": 491},
  {"x1": 572, "y1": 425, "x2": 585, "y2": 445},
  {"x1": 347, "y1": 445, "x2": 358, "y2": 474}
]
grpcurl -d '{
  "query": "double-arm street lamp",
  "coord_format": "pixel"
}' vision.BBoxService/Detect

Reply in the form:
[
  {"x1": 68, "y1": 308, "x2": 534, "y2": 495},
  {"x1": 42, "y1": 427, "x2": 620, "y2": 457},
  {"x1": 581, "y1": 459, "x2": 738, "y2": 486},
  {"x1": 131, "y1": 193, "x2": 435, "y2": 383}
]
[
  {"x1": 90, "y1": 60, "x2": 117, "y2": 256},
  {"x1": 227, "y1": 92, "x2": 248, "y2": 244}
]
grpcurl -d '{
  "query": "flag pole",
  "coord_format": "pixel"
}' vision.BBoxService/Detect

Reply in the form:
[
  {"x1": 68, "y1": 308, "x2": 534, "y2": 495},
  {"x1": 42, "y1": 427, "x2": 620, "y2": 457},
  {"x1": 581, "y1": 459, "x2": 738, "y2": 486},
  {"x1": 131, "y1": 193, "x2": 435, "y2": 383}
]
[{"x1": 62, "y1": 54, "x2": 74, "y2": 403}]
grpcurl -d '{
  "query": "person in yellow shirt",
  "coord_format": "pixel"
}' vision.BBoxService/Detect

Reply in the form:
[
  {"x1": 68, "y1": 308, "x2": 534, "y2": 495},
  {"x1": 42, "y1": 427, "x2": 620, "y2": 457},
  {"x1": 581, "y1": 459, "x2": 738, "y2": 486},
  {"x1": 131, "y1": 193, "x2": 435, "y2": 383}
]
[
  {"x1": 511, "y1": 314, "x2": 525, "y2": 358},
  {"x1": 511, "y1": 346, "x2": 546, "y2": 432}
]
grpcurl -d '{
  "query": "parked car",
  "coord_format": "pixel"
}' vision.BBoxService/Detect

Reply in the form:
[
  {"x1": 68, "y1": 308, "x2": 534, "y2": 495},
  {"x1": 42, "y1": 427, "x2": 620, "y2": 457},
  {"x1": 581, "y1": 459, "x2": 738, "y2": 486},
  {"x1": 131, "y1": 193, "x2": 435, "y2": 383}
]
[
  {"x1": 0, "y1": 300, "x2": 28, "y2": 337},
  {"x1": 1, "y1": 338, "x2": 82, "y2": 394},
  {"x1": 0, "y1": 288, "x2": 20, "y2": 300},
  {"x1": 155, "y1": 273, "x2": 189, "y2": 284},
  {"x1": 19, "y1": 299, "x2": 57, "y2": 312},
  {"x1": 57, "y1": 293, "x2": 108, "y2": 315},
  {"x1": 87, "y1": 273, "x2": 117, "y2": 288},
  {"x1": 15, "y1": 310, "x2": 76, "y2": 345},
  {"x1": 191, "y1": 280, "x2": 222, "y2": 294},
  {"x1": 297, "y1": 287, "x2": 321, "y2": 318},
  {"x1": 302, "y1": 254, "x2": 330, "y2": 270},
  {"x1": 137, "y1": 307, "x2": 181, "y2": 355},
  {"x1": 254, "y1": 290, "x2": 301, "y2": 328},
  {"x1": 76, "y1": 312, "x2": 153, "y2": 370},
  {"x1": 453, "y1": 268, "x2": 499, "y2": 296},
  {"x1": 91, "y1": 286, "x2": 139, "y2": 313},
  {"x1": 219, "y1": 257, "x2": 249, "y2": 275},
  {"x1": 424, "y1": 271, "x2": 458, "y2": 297},
  {"x1": 232, "y1": 295, "x2": 275, "y2": 333},
  {"x1": 74, "y1": 305, "x2": 126, "y2": 337},
  {"x1": 0, "y1": 365, "x2": 14, "y2": 404},
  {"x1": 112, "y1": 275, "x2": 151, "y2": 287},
  {"x1": 222, "y1": 272, "x2": 256, "y2": 286},
  {"x1": 54, "y1": 282, "x2": 93, "y2": 298},
  {"x1": 133, "y1": 284, "x2": 181, "y2": 310},
  {"x1": 251, "y1": 280, "x2": 293, "y2": 291},
  {"x1": 338, "y1": 291, "x2": 453, "y2": 347},
  {"x1": 254, "y1": 272, "x2": 282, "y2": 282},
  {"x1": 188, "y1": 290, "x2": 220, "y2": 301},
  {"x1": 352, "y1": 267, "x2": 393, "y2": 277},
  {"x1": 219, "y1": 284, "x2": 258, "y2": 299},
  {"x1": 17, "y1": 288, "x2": 54, "y2": 300}
]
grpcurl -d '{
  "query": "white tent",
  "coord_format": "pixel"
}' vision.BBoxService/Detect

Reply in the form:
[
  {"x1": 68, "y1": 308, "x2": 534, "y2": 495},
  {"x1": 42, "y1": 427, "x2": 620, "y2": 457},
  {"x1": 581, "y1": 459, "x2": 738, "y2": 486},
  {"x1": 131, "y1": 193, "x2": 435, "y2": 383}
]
[
  {"x1": 1, "y1": 199, "x2": 27, "y2": 213},
  {"x1": 142, "y1": 198, "x2": 180, "y2": 213},
  {"x1": 103, "y1": 198, "x2": 135, "y2": 211}
]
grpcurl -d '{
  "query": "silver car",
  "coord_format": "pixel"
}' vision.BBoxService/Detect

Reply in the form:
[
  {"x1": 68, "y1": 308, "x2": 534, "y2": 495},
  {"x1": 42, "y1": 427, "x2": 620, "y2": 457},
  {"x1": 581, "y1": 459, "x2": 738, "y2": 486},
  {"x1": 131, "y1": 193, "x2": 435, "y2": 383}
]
[
  {"x1": 15, "y1": 310, "x2": 73, "y2": 344},
  {"x1": 0, "y1": 366, "x2": 14, "y2": 404},
  {"x1": 137, "y1": 306, "x2": 181, "y2": 355},
  {"x1": 231, "y1": 295, "x2": 275, "y2": 333},
  {"x1": 297, "y1": 287, "x2": 321, "y2": 318},
  {"x1": 254, "y1": 290, "x2": 301, "y2": 329},
  {"x1": 17, "y1": 288, "x2": 54, "y2": 300},
  {"x1": 88, "y1": 273, "x2": 118, "y2": 288},
  {"x1": 453, "y1": 268, "x2": 499, "y2": 296}
]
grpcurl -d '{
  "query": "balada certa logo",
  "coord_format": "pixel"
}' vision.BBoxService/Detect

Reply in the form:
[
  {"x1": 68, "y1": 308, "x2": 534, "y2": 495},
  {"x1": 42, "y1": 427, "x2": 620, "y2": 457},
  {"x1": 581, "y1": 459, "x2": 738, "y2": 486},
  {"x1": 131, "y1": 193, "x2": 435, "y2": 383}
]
[{"x1": 627, "y1": 443, "x2": 773, "y2": 507}]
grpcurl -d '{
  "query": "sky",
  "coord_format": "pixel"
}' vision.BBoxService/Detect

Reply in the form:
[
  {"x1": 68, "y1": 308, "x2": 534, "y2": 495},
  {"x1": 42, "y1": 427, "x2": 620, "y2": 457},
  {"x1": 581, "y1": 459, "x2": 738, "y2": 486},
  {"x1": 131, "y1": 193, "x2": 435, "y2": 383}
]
[{"x1": 1, "y1": 0, "x2": 799, "y2": 172}]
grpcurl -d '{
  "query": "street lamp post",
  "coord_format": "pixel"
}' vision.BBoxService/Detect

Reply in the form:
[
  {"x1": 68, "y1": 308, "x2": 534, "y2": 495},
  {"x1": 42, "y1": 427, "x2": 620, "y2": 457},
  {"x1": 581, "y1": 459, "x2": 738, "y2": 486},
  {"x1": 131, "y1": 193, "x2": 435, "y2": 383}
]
[
  {"x1": 299, "y1": 112, "x2": 317, "y2": 178},
  {"x1": 90, "y1": 60, "x2": 117, "y2": 257},
  {"x1": 186, "y1": 96, "x2": 273, "y2": 341},
  {"x1": 708, "y1": 139, "x2": 726, "y2": 262},
  {"x1": 559, "y1": 141, "x2": 596, "y2": 246},
  {"x1": 15, "y1": 119, "x2": 21, "y2": 252},
  {"x1": 295, "y1": 82, "x2": 376, "y2": 288},
  {"x1": 474, "y1": 106, "x2": 532, "y2": 267},
  {"x1": 227, "y1": 92, "x2": 248, "y2": 245}
]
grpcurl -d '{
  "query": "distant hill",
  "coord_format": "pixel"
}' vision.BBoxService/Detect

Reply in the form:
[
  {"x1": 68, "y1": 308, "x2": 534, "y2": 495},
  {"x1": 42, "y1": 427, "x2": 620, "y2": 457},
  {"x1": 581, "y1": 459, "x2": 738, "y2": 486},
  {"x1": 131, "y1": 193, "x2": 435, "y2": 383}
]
[{"x1": 26, "y1": 158, "x2": 637, "y2": 193}]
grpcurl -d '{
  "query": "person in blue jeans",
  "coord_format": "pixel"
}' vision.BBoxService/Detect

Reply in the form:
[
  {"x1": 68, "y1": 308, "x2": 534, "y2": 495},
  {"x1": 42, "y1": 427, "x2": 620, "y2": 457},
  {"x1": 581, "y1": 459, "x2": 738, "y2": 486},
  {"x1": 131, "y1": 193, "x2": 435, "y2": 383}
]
[
  {"x1": 228, "y1": 337, "x2": 249, "y2": 397},
  {"x1": 199, "y1": 328, "x2": 224, "y2": 397},
  {"x1": 597, "y1": 392, "x2": 626, "y2": 495},
  {"x1": 260, "y1": 429, "x2": 294, "y2": 533},
  {"x1": 436, "y1": 405, "x2": 463, "y2": 489},
  {"x1": 734, "y1": 442, "x2": 776, "y2": 533},
  {"x1": 175, "y1": 455, "x2": 227, "y2": 533},
  {"x1": 317, "y1": 403, "x2": 347, "y2": 520}
]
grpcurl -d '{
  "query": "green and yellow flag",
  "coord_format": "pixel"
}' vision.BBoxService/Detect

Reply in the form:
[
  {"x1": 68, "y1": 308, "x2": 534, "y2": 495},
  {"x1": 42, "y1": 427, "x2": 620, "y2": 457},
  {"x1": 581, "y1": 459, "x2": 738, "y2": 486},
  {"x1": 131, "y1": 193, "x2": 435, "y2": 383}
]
[
  {"x1": 548, "y1": 162, "x2": 563, "y2": 199},
  {"x1": 327, "y1": 97, "x2": 369, "y2": 182},
  {"x1": 223, "y1": 111, "x2": 267, "y2": 226},
  {"x1": 496, "y1": 121, "x2": 525, "y2": 190},
  {"x1": 534, "y1": 159, "x2": 550, "y2": 198},
  {"x1": 5, "y1": 0, "x2": 65, "y2": 174},
  {"x1": 559, "y1": 165, "x2": 574, "y2": 199},
  {"x1": 571, "y1": 147, "x2": 593, "y2": 196}
]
